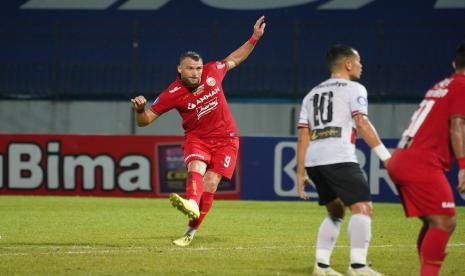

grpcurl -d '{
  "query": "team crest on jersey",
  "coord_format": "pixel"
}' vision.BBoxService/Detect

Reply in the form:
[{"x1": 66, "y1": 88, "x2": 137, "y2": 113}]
[
  {"x1": 357, "y1": 96, "x2": 368, "y2": 106},
  {"x1": 169, "y1": 86, "x2": 181, "y2": 93},
  {"x1": 206, "y1": 77, "x2": 216, "y2": 87},
  {"x1": 215, "y1": 62, "x2": 225, "y2": 69}
]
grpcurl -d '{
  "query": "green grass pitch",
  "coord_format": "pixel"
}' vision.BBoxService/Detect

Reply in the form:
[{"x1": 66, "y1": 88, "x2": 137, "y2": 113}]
[{"x1": 0, "y1": 196, "x2": 464, "y2": 275}]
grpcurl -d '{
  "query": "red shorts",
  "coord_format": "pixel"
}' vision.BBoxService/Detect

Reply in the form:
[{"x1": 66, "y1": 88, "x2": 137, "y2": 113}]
[
  {"x1": 387, "y1": 149, "x2": 456, "y2": 217},
  {"x1": 183, "y1": 136, "x2": 239, "y2": 180}
]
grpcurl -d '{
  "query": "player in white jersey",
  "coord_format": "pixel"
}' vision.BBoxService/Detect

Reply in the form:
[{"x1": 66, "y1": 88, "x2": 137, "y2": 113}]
[
  {"x1": 296, "y1": 44, "x2": 391, "y2": 276},
  {"x1": 299, "y1": 79, "x2": 367, "y2": 166}
]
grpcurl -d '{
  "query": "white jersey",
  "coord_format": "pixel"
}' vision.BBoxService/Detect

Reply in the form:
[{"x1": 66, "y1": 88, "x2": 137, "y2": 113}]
[{"x1": 298, "y1": 78, "x2": 368, "y2": 166}]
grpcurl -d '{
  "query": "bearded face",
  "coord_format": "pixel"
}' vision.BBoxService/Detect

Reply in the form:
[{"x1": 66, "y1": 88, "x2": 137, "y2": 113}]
[{"x1": 178, "y1": 57, "x2": 203, "y2": 88}]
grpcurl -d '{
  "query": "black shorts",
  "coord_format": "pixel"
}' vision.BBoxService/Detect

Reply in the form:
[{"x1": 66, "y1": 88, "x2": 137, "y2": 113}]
[{"x1": 306, "y1": 162, "x2": 371, "y2": 206}]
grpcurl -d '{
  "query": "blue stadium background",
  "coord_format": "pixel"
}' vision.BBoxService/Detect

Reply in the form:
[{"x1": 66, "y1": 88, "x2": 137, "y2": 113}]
[{"x1": 0, "y1": 0, "x2": 464, "y2": 101}]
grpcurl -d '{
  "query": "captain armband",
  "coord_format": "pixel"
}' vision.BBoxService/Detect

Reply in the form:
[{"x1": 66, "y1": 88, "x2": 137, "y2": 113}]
[{"x1": 373, "y1": 144, "x2": 391, "y2": 161}]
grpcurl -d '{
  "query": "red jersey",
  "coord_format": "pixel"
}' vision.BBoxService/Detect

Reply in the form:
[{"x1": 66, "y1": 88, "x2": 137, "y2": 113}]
[
  {"x1": 397, "y1": 73, "x2": 465, "y2": 170},
  {"x1": 151, "y1": 61, "x2": 238, "y2": 139}
]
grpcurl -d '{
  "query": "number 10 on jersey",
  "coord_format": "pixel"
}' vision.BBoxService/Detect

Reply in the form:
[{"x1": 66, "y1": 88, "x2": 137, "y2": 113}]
[{"x1": 313, "y1": 91, "x2": 334, "y2": 127}]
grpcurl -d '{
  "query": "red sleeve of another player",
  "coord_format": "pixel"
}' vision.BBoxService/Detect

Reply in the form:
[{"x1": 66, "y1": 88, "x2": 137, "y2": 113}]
[{"x1": 449, "y1": 82, "x2": 465, "y2": 118}]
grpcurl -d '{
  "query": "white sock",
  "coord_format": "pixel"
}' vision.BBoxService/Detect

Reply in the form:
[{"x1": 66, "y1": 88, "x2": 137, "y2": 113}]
[
  {"x1": 315, "y1": 216, "x2": 343, "y2": 266},
  {"x1": 186, "y1": 227, "x2": 196, "y2": 237},
  {"x1": 348, "y1": 214, "x2": 371, "y2": 265}
]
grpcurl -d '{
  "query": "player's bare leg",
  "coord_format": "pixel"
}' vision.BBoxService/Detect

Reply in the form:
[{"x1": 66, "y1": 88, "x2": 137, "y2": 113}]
[{"x1": 416, "y1": 220, "x2": 429, "y2": 257}]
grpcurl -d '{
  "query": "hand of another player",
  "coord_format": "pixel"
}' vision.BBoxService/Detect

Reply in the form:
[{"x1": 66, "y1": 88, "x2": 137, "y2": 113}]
[
  {"x1": 252, "y1": 16, "x2": 266, "y2": 40},
  {"x1": 383, "y1": 158, "x2": 390, "y2": 169},
  {"x1": 130, "y1": 95, "x2": 147, "y2": 112},
  {"x1": 457, "y1": 169, "x2": 465, "y2": 194},
  {"x1": 297, "y1": 173, "x2": 310, "y2": 200}
]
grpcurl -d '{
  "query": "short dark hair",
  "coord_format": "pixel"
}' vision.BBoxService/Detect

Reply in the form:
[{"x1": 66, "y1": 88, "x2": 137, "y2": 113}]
[
  {"x1": 179, "y1": 51, "x2": 202, "y2": 64},
  {"x1": 325, "y1": 44, "x2": 356, "y2": 70},
  {"x1": 454, "y1": 41, "x2": 465, "y2": 70}
]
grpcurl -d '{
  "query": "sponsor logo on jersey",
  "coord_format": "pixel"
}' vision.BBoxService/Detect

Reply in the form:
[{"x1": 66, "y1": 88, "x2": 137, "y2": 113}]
[
  {"x1": 442, "y1": 201, "x2": 455, "y2": 208},
  {"x1": 187, "y1": 103, "x2": 196, "y2": 110},
  {"x1": 206, "y1": 77, "x2": 216, "y2": 87},
  {"x1": 169, "y1": 86, "x2": 181, "y2": 93},
  {"x1": 192, "y1": 84, "x2": 205, "y2": 95},
  {"x1": 216, "y1": 62, "x2": 226, "y2": 69},
  {"x1": 186, "y1": 86, "x2": 221, "y2": 118},
  {"x1": 196, "y1": 86, "x2": 220, "y2": 105},
  {"x1": 197, "y1": 98, "x2": 218, "y2": 119},
  {"x1": 310, "y1": 126, "x2": 342, "y2": 141},
  {"x1": 316, "y1": 80, "x2": 347, "y2": 89},
  {"x1": 184, "y1": 153, "x2": 206, "y2": 162},
  {"x1": 357, "y1": 96, "x2": 368, "y2": 106}
]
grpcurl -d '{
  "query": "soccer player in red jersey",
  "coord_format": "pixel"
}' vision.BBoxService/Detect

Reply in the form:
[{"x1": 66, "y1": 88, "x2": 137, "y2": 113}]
[
  {"x1": 131, "y1": 16, "x2": 266, "y2": 247},
  {"x1": 387, "y1": 41, "x2": 465, "y2": 276}
]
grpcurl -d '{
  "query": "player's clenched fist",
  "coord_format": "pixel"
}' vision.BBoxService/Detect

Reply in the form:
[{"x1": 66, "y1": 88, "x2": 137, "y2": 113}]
[{"x1": 131, "y1": 95, "x2": 147, "y2": 112}]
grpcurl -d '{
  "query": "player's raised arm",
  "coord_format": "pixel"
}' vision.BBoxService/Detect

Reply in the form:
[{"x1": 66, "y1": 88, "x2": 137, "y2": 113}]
[
  {"x1": 353, "y1": 113, "x2": 391, "y2": 167},
  {"x1": 130, "y1": 95, "x2": 159, "y2": 127},
  {"x1": 223, "y1": 16, "x2": 266, "y2": 71}
]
